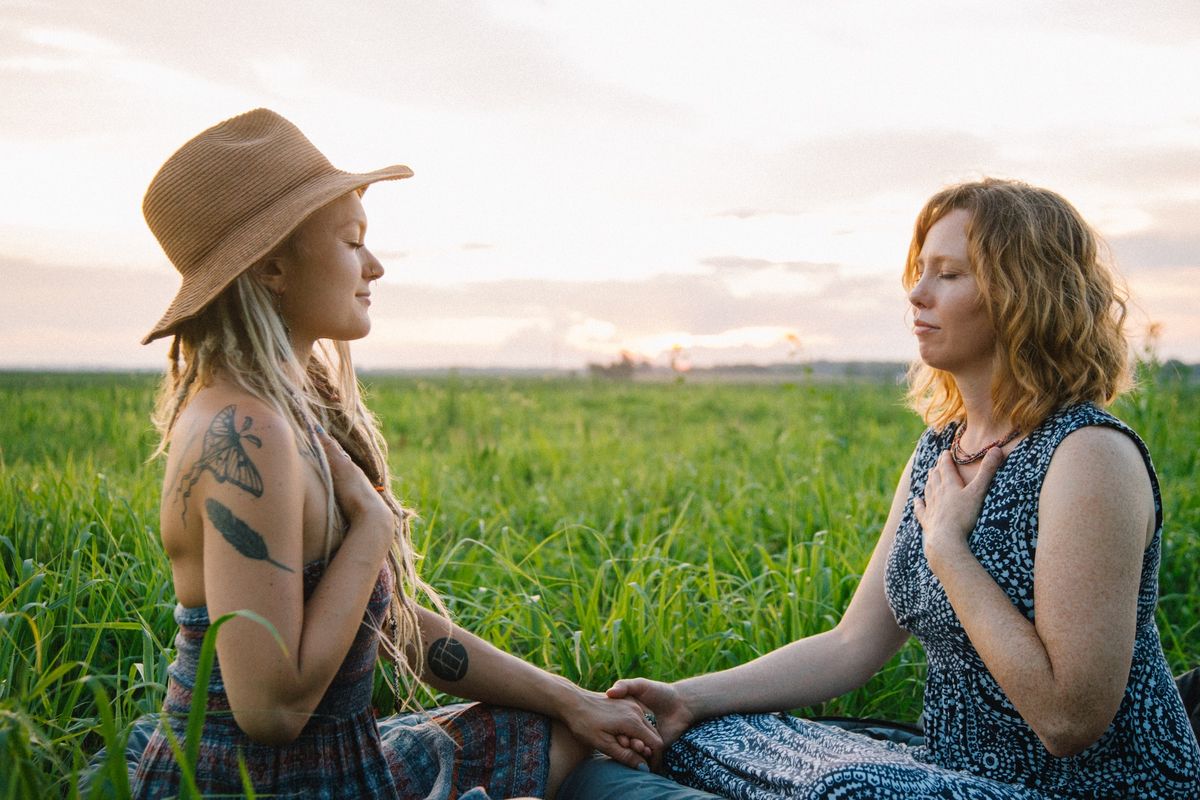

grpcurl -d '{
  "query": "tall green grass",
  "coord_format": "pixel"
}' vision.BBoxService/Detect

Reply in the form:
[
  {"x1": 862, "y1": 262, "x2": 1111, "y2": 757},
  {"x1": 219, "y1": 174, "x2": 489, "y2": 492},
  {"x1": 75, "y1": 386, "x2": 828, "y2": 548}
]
[{"x1": 1, "y1": 371, "x2": 1196, "y2": 797}]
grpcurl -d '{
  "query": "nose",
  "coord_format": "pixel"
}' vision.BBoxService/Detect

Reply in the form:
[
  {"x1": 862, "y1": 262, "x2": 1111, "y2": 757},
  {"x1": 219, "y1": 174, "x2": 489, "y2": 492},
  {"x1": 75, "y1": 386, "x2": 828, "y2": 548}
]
[
  {"x1": 908, "y1": 271, "x2": 930, "y2": 309},
  {"x1": 364, "y1": 248, "x2": 384, "y2": 280}
]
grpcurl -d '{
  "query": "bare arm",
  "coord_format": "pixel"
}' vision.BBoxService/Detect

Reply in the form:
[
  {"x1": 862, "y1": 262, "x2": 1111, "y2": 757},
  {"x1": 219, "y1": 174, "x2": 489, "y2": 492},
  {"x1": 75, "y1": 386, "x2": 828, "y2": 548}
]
[
  {"x1": 611, "y1": 453, "x2": 916, "y2": 744},
  {"x1": 194, "y1": 400, "x2": 394, "y2": 744},
  {"x1": 916, "y1": 427, "x2": 1151, "y2": 757},
  {"x1": 410, "y1": 606, "x2": 661, "y2": 767}
]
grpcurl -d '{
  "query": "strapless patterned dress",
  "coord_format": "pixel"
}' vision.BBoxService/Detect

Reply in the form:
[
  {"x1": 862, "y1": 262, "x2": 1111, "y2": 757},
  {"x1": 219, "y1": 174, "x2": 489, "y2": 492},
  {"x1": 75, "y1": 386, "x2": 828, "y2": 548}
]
[{"x1": 131, "y1": 560, "x2": 550, "y2": 799}]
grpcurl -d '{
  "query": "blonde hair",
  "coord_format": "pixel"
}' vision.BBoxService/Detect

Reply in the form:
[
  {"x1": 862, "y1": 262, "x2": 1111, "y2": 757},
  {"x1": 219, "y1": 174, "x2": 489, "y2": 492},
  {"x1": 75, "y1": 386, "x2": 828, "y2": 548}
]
[
  {"x1": 902, "y1": 178, "x2": 1131, "y2": 432},
  {"x1": 151, "y1": 268, "x2": 442, "y2": 703}
]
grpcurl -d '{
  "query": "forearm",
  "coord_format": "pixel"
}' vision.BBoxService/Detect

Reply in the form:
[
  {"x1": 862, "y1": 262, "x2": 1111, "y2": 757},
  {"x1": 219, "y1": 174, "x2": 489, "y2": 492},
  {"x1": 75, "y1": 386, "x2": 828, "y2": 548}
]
[
  {"x1": 413, "y1": 605, "x2": 583, "y2": 721},
  {"x1": 678, "y1": 627, "x2": 881, "y2": 722},
  {"x1": 291, "y1": 525, "x2": 392, "y2": 696},
  {"x1": 218, "y1": 516, "x2": 392, "y2": 742}
]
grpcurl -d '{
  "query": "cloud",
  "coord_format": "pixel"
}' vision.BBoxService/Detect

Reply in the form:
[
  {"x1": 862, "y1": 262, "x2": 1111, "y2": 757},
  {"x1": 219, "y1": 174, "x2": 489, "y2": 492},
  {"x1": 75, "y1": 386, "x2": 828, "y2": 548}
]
[
  {"x1": 362, "y1": 269, "x2": 911, "y2": 366},
  {"x1": 1108, "y1": 199, "x2": 1200, "y2": 270},
  {"x1": 0, "y1": 253, "x2": 912, "y2": 369},
  {"x1": 699, "y1": 130, "x2": 1000, "y2": 215},
  {"x1": 0, "y1": 255, "x2": 177, "y2": 368},
  {"x1": 22, "y1": 26, "x2": 123, "y2": 57},
  {"x1": 1036, "y1": 0, "x2": 1200, "y2": 46},
  {"x1": 713, "y1": 207, "x2": 798, "y2": 220},
  {"x1": 699, "y1": 255, "x2": 838, "y2": 274},
  {"x1": 6, "y1": 248, "x2": 1199, "y2": 370}
]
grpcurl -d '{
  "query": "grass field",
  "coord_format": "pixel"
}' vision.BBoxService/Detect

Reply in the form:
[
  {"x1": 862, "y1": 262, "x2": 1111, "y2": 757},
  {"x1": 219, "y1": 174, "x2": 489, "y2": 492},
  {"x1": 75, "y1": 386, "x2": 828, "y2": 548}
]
[{"x1": 1, "y1": 370, "x2": 1197, "y2": 797}]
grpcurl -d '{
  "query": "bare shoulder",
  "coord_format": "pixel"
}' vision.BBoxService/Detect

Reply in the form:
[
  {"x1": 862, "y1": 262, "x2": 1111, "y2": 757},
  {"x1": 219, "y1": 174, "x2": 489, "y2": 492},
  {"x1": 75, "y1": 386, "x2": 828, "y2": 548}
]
[
  {"x1": 171, "y1": 385, "x2": 299, "y2": 465},
  {"x1": 162, "y1": 383, "x2": 312, "y2": 604},
  {"x1": 1042, "y1": 422, "x2": 1154, "y2": 547},
  {"x1": 1046, "y1": 423, "x2": 1149, "y2": 488},
  {"x1": 163, "y1": 383, "x2": 306, "y2": 526}
]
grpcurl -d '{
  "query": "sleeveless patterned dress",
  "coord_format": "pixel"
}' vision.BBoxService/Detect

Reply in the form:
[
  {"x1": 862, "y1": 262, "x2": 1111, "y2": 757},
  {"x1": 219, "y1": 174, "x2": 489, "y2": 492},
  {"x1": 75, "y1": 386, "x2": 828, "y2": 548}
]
[
  {"x1": 665, "y1": 403, "x2": 1200, "y2": 799},
  {"x1": 131, "y1": 560, "x2": 550, "y2": 799}
]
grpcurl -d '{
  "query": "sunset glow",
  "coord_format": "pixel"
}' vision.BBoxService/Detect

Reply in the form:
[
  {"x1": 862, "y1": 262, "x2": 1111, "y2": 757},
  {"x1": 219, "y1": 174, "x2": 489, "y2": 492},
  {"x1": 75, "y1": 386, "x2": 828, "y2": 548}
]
[{"x1": 1, "y1": 2, "x2": 1197, "y2": 370}]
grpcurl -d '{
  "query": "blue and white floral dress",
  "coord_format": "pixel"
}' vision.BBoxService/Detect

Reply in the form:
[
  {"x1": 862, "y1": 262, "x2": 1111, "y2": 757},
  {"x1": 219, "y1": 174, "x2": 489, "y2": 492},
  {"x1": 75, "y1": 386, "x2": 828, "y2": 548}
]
[{"x1": 665, "y1": 404, "x2": 1200, "y2": 799}]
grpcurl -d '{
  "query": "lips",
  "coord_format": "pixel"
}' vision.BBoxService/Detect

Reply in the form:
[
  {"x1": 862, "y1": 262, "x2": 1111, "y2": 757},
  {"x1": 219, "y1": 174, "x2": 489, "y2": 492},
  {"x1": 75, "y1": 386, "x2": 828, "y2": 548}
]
[{"x1": 913, "y1": 319, "x2": 938, "y2": 334}]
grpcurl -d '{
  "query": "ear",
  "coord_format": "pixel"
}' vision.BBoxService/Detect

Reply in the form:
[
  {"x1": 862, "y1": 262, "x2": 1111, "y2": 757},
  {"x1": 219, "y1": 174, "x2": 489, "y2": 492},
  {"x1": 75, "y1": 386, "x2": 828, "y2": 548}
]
[{"x1": 251, "y1": 255, "x2": 287, "y2": 296}]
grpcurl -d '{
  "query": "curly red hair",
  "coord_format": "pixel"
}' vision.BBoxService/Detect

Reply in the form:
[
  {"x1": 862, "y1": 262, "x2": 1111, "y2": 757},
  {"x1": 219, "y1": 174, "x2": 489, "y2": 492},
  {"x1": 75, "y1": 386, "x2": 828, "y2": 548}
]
[{"x1": 903, "y1": 179, "x2": 1130, "y2": 432}]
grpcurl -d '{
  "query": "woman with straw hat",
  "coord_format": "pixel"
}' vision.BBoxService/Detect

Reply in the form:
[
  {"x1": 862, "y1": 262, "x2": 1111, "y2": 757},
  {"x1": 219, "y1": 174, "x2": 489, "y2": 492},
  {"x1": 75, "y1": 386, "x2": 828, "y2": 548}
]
[{"x1": 126, "y1": 108, "x2": 659, "y2": 799}]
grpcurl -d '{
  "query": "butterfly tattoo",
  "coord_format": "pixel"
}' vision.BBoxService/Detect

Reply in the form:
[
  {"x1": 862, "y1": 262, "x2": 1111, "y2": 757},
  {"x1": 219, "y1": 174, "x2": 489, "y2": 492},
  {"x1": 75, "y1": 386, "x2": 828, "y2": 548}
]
[{"x1": 177, "y1": 405, "x2": 264, "y2": 523}]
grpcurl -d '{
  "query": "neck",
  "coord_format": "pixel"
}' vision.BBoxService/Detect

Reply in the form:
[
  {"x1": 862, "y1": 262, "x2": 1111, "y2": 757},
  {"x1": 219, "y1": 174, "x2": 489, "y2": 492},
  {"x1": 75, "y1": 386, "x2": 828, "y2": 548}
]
[
  {"x1": 290, "y1": 335, "x2": 314, "y2": 371},
  {"x1": 954, "y1": 363, "x2": 1014, "y2": 443}
]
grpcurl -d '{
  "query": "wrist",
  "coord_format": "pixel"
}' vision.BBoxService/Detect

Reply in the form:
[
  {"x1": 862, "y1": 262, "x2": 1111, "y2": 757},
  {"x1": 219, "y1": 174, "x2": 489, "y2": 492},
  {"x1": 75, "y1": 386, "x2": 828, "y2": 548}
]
[
  {"x1": 671, "y1": 678, "x2": 703, "y2": 725},
  {"x1": 338, "y1": 516, "x2": 393, "y2": 564},
  {"x1": 925, "y1": 534, "x2": 974, "y2": 576},
  {"x1": 543, "y1": 673, "x2": 586, "y2": 721},
  {"x1": 346, "y1": 500, "x2": 392, "y2": 528}
]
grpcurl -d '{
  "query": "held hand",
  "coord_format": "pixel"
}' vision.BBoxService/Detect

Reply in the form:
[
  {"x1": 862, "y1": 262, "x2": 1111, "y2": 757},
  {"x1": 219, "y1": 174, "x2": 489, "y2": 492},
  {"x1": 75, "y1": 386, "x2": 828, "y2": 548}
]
[
  {"x1": 607, "y1": 678, "x2": 693, "y2": 761},
  {"x1": 316, "y1": 430, "x2": 391, "y2": 526},
  {"x1": 562, "y1": 689, "x2": 663, "y2": 771},
  {"x1": 913, "y1": 448, "x2": 1005, "y2": 572}
]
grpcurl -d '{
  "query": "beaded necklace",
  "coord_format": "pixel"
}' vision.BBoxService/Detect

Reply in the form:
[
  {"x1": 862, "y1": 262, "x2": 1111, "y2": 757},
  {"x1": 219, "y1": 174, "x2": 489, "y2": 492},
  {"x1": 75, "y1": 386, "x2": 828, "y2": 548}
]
[{"x1": 950, "y1": 420, "x2": 1020, "y2": 465}]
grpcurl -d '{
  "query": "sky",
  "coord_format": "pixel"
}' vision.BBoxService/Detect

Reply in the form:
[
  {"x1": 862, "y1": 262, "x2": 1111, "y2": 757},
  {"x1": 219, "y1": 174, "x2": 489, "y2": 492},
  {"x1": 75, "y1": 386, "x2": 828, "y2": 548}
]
[{"x1": 1, "y1": 0, "x2": 1198, "y2": 370}]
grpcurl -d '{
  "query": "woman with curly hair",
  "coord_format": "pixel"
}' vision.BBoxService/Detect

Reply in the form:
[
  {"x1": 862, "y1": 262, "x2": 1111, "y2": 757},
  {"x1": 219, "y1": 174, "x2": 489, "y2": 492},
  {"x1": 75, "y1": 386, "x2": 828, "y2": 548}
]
[
  {"x1": 121, "y1": 108, "x2": 658, "y2": 799},
  {"x1": 602, "y1": 179, "x2": 1200, "y2": 798}
]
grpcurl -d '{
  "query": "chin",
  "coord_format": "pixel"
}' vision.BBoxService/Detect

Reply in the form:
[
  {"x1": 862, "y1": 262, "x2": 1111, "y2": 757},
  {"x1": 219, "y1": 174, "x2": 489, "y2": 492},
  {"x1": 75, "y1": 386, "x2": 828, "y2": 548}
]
[
  {"x1": 916, "y1": 345, "x2": 942, "y2": 370},
  {"x1": 343, "y1": 317, "x2": 372, "y2": 341}
]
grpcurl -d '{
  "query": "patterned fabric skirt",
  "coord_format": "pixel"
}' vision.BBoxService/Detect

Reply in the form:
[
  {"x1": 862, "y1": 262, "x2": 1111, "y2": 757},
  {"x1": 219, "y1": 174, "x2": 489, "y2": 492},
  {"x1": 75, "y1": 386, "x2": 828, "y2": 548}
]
[
  {"x1": 91, "y1": 701, "x2": 549, "y2": 799},
  {"x1": 381, "y1": 702, "x2": 552, "y2": 799},
  {"x1": 664, "y1": 714, "x2": 1052, "y2": 800}
]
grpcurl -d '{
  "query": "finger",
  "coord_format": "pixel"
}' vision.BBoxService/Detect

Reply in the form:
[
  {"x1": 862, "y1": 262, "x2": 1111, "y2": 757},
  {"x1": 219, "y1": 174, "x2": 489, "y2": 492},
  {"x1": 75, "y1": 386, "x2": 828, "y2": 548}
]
[
  {"x1": 937, "y1": 450, "x2": 965, "y2": 488},
  {"x1": 636, "y1": 735, "x2": 659, "y2": 757},
  {"x1": 601, "y1": 739, "x2": 648, "y2": 771},
  {"x1": 972, "y1": 447, "x2": 1006, "y2": 488},
  {"x1": 317, "y1": 431, "x2": 349, "y2": 459},
  {"x1": 635, "y1": 723, "x2": 663, "y2": 751},
  {"x1": 912, "y1": 496, "x2": 926, "y2": 525},
  {"x1": 616, "y1": 734, "x2": 631, "y2": 749},
  {"x1": 607, "y1": 678, "x2": 643, "y2": 699}
]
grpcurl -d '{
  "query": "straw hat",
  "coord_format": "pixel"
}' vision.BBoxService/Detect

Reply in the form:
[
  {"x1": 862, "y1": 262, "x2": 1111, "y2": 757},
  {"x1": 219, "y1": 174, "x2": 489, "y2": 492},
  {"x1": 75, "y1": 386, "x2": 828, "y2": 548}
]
[{"x1": 141, "y1": 108, "x2": 412, "y2": 344}]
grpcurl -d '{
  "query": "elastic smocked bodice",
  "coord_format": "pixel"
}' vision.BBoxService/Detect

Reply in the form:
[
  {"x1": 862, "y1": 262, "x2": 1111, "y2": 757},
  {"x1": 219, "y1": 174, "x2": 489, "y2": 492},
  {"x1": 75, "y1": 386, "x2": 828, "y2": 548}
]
[{"x1": 166, "y1": 558, "x2": 393, "y2": 725}]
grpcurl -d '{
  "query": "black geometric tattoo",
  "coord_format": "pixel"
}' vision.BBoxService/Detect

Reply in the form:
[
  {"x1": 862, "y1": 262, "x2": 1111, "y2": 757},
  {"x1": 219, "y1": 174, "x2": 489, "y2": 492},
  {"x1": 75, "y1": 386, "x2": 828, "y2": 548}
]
[
  {"x1": 428, "y1": 637, "x2": 469, "y2": 682},
  {"x1": 204, "y1": 498, "x2": 294, "y2": 573},
  {"x1": 176, "y1": 405, "x2": 263, "y2": 523}
]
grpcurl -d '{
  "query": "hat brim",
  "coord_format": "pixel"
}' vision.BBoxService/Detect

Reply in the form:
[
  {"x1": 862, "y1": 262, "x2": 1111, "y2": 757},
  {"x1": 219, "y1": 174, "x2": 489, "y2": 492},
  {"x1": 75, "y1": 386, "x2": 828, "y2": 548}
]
[{"x1": 141, "y1": 164, "x2": 412, "y2": 345}]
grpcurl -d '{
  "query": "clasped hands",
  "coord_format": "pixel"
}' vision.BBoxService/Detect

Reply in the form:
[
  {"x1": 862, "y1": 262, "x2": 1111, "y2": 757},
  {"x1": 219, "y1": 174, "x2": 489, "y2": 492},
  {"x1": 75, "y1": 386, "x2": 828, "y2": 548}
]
[
  {"x1": 595, "y1": 677, "x2": 693, "y2": 772},
  {"x1": 564, "y1": 678, "x2": 692, "y2": 772}
]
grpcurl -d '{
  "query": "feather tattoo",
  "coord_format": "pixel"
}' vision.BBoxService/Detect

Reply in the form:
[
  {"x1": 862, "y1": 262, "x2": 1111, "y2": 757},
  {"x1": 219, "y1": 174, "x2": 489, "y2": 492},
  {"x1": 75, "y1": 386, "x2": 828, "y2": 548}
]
[
  {"x1": 177, "y1": 405, "x2": 264, "y2": 523},
  {"x1": 204, "y1": 498, "x2": 294, "y2": 573}
]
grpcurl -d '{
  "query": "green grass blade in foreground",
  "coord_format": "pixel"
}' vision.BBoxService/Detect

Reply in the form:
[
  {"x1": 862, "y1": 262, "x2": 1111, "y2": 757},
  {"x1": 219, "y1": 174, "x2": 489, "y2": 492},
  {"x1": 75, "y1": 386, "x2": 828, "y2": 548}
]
[
  {"x1": 178, "y1": 609, "x2": 287, "y2": 798},
  {"x1": 81, "y1": 677, "x2": 132, "y2": 800}
]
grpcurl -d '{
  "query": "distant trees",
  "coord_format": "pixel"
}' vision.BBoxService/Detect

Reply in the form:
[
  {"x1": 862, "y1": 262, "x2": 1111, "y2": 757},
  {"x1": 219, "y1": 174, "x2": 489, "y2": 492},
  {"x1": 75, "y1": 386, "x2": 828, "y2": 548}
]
[{"x1": 587, "y1": 351, "x2": 646, "y2": 380}]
